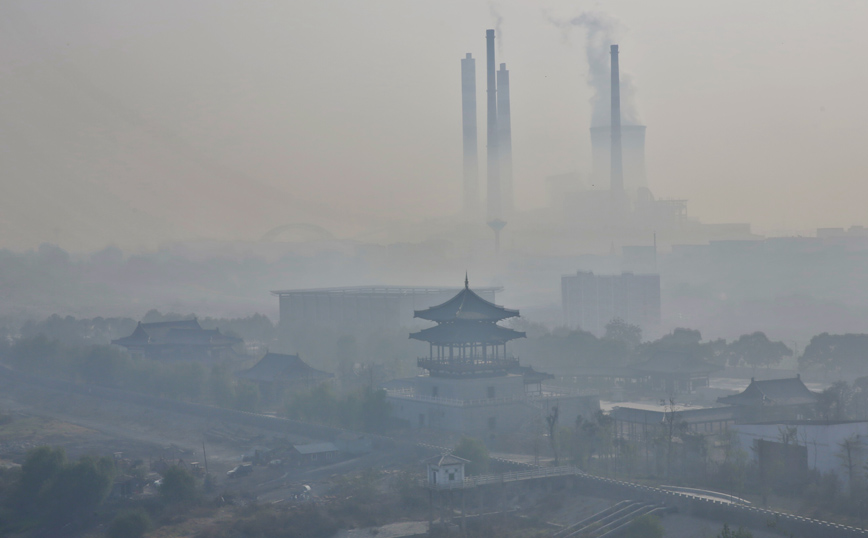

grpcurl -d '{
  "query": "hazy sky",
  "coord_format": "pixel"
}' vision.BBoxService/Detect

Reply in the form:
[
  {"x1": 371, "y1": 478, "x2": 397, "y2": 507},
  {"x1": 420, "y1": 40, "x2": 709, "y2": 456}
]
[{"x1": 1, "y1": 0, "x2": 867, "y2": 251}]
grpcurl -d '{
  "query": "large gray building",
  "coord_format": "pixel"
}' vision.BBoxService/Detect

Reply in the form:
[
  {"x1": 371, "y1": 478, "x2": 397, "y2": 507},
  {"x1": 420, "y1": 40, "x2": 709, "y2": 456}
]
[
  {"x1": 561, "y1": 271, "x2": 661, "y2": 336},
  {"x1": 272, "y1": 286, "x2": 500, "y2": 332}
]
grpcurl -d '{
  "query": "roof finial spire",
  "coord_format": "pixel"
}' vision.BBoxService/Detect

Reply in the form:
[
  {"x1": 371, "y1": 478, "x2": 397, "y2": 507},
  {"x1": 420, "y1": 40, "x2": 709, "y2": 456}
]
[{"x1": 465, "y1": 272, "x2": 469, "y2": 289}]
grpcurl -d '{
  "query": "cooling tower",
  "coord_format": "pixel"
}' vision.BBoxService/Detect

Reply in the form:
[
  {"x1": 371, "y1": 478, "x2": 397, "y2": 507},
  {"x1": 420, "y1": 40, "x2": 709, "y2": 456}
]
[{"x1": 461, "y1": 53, "x2": 478, "y2": 218}]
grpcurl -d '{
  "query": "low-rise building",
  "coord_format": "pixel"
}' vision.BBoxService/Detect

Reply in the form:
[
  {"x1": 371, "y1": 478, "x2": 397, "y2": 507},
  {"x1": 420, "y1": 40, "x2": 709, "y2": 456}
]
[
  {"x1": 236, "y1": 352, "x2": 333, "y2": 404},
  {"x1": 611, "y1": 403, "x2": 735, "y2": 441},
  {"x1": 112, "y1": 319, "x2": 241, "y2": 361},
  {"x1": 427, "y1": 454, "x2": 468, "y2": 487},
  {"x1": 717, "y1": 375, "x2": 819, "y2": 421},
  {"x1": 291, "y1": 442, "x2": 341, "y2": 465}
]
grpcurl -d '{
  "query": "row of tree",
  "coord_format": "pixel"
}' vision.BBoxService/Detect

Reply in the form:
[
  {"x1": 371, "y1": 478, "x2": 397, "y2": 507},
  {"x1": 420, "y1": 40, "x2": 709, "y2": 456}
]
[
  {"x1": 0, "y1": 335, "x2": 263, "y2": 411},
  {"x1": 510, "y1": 319, "x2": 794, "y2": 373}
]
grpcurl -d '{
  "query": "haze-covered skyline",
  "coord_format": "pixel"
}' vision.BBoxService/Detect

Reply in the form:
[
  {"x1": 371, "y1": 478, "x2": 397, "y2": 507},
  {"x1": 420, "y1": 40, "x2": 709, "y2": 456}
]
[{"x1": 1, "y1": 0, "x2": 867, "y2": 251}]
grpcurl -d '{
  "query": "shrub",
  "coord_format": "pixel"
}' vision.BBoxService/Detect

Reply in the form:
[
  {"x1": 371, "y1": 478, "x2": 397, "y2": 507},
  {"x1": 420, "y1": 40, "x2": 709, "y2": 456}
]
[{"x1": 107, "y1": 509, "x2": 152, "y2": 538}]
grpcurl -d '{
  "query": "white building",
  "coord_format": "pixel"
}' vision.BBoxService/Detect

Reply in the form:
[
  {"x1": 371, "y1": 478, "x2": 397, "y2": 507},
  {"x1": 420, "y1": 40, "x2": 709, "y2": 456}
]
[
  {"x1": 733, "y1": 420, "x2": 868, "y2": 485},
  {"x1": 427, "y1": 454, "x2": 468, "y2": 488}
]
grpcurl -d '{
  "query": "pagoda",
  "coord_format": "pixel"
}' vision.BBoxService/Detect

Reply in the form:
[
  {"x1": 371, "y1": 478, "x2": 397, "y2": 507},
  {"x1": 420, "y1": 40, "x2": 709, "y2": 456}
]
[{"x1": 411, "y1": 275, "x2": 525, "y2": 377}]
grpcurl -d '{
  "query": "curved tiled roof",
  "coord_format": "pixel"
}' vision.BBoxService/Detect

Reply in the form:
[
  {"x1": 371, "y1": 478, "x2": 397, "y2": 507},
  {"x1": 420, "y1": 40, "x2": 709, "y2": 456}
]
[
  {"x1": 414, "y1": 281, "x2": 518, "y2": 322},
  {"x1": 410, "y1": 322, "x2": 525, "y2": 345}
]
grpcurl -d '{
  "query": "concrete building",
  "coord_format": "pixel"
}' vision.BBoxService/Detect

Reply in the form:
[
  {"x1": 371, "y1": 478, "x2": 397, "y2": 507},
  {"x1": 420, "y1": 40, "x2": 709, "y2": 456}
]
[
  {"x1": 272, "y1": 286, "x2": 499, "y2": 333},
  {"x1": 561, "y1": 271, "x2": 661, "y2": 336}
]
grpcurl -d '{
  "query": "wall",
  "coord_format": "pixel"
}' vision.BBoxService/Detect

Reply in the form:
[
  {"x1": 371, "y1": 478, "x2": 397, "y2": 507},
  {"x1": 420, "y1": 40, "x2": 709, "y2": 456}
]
[
  {"x1": 415, "y1": 374, "x2": 525, "y2": 402},
  {"x1": 733, "y1": 421, "x2": 868, "y2": 483}
]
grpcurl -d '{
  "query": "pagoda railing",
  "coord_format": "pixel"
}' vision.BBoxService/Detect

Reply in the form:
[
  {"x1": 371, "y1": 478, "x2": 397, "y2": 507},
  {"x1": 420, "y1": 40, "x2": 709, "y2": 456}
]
[{"x1": 417, "y1": 356, "x2": 520, "y2": 373}]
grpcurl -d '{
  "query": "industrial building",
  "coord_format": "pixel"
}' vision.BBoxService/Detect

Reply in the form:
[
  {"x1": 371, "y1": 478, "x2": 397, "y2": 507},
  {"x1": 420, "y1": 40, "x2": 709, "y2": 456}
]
[{"x1": 561, "y1": 271, "x2": 661, "y2": 336}]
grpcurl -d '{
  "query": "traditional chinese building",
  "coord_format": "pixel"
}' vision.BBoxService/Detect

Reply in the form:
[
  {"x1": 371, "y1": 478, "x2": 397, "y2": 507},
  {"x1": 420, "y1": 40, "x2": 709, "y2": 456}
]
[
  {"x1": 388, "y1": 277, "x2": 598, "y2": 441},
  {"x1": 111, "y1": 319, "x2": 242, "y2": 361},
  {"x1": 236, "y1": 352, "x2": 333, "y2": 405}
]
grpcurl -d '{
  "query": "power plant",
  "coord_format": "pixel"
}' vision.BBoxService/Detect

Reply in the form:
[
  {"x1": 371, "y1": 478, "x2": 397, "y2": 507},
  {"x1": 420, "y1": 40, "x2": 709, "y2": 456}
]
[{"x1": 455, "y1": 31, "x2": 754, "y2": 255}]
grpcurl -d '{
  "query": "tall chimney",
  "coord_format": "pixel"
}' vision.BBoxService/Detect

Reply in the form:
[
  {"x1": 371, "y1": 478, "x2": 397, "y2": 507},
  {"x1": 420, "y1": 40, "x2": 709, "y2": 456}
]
[
  {"x1": 497, "y1": 62, "x2": 513, "y2": 217},
  {"x1": 485, "y1": 29, "x2": 501, "y2": 221},
  {"x1": 461, "y1": 53, "x2": 478, "y2": 218},
  {"x1": 610, "y1": 44, "x2": 624, "y2": 197}
]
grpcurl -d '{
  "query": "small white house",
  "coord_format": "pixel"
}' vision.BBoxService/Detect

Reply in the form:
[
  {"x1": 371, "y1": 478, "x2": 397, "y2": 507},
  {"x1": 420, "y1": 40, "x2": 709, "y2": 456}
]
[{"x1": 427, "y1": 454, "x2": 469, "y2": 487}]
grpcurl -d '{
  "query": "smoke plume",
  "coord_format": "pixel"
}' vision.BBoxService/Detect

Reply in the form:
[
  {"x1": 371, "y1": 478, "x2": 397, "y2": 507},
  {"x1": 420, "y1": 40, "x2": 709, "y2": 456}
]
[
  {"x1": 551, "y1": 12, "x2": 640, "y2": 127},
  {"x1": 490, "y1": 3, "x2": 504, "y2": 55}
]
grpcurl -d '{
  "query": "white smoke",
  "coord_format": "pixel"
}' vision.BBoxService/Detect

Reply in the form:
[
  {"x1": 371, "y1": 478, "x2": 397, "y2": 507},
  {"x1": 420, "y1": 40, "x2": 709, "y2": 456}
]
[
  {"x1": 490, "y1": 3, "x2": 505, "y2": 55},
  {"x1": 550, "y1": 12, "x2": 640, "y2": 127}
]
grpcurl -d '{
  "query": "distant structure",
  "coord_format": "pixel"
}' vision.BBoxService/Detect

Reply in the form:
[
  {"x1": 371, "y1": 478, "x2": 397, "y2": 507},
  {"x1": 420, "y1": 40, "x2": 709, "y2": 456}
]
[
  {"x1": 236, "y1": 352, "x2": 333, "y2": 404},
  {"x1": 496, "y1": 62, "x2": 513, "y2": 217},
  {"x1": 590, "y1": 125, "x2": 647, "y2": 196},
  {"x1": 387, "y1": 277, "x2": 598, "y2": 439},
  {"x1": 718, "y1": 375, "x2": 819, "y2": 422},
  {"x1": 271, "y1": 285, "x2": 500, "y2": 335},
  {"x1": 485, "y1": 29, "x2": 500, "y2": 221},
  {"x1": 111, "y1": 319, "x2": 241, "y2": 361},
  {"x1": 461, "y1": 53, "x2": 479, "y2": 218},
  {"x1": 561, "y1": 271, "x2": 661, "y2": 336}
]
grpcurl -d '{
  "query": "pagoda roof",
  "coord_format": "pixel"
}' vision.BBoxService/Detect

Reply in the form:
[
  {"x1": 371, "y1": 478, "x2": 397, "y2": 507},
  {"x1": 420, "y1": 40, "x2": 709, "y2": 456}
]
[
  {"x1": 414, "y1": 279, "x2": 518, "y2": 322},
  {"x1": 410, "y1": 322, "x2": 525, "y2": 345},
  {"x1": 112, "y1": 319, "x2": 241, "y2": 348},
  {"x1": 237, "y1": 352, "x2": 333, "y2": 384},
  {"x1": 718, "y1": 376, "x2": 818, "y2": 407}
]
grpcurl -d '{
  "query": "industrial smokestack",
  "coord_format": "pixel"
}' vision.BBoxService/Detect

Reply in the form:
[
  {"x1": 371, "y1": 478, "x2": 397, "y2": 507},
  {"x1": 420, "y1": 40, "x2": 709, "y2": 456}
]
[
  {"x1": 485, "y1": 29, "x2": 501, "y2": 221},
  {"x1": 610, "y1": 44, "x2": 624, "y2": 198},
  {"x1": 496, "y1": 62, "x2": 513, "y2": 217},
  {"x1": 461, "y1": 53, "x2": 478, "y2": 218}
]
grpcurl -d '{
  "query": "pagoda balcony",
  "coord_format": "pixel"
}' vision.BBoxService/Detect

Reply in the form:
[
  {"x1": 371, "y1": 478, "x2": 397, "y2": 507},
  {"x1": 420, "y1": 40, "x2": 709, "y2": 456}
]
[{"x1": 417, "y1": 356, "x2": 520, "y2": 375}]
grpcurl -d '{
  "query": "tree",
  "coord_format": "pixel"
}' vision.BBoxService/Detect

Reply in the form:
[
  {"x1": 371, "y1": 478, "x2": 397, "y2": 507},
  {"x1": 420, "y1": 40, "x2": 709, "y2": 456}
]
[
  {"x1": 160, "y1": 465, "x2": 198, "y2": 504},
  {"x1": 546, "y1": 405, "x2": 560, "y2": 466},
  {"x1": 801, "y1": 333, "x2": 868, "y2": 375},
  {"x1": 604, "y1": 318, "x2": 642, "y2": 350},
  {"x1": 11, "y1": 447, "x2": 114, "y2": 525},
  {"x1": 12, "y1": 446, "x2": 66, "y2": 513},
  {"x1": 727, "y1": 332, "x2": 792, "y2": 372},
  {"x1": 107, "y1": 510, "x2": 152, "y2": 538},
  {"x1": 621, "y1": 514, "x2": 663, "y2": 538},
  {"x1": 359, "y1": 388, "x2": 392, "y2": 433},
  {"x1": 452, "y1": 437, "x2": 490, "y2": 475},
  {"x1": 717, "y1": 523, "x2": 753, "y2": 538},
  {"x1": 46, "y1": 455, "x2": 115, "y2": 523},
  {"x1": 838, "y1": 434, "x2": 864, "y2": 496}
]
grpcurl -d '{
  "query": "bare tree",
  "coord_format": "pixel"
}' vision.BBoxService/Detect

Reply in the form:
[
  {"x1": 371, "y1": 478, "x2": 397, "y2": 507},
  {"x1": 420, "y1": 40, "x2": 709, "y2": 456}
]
[{"x1": 546, "y1": 404, "x2": 559, "y2": 466}]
